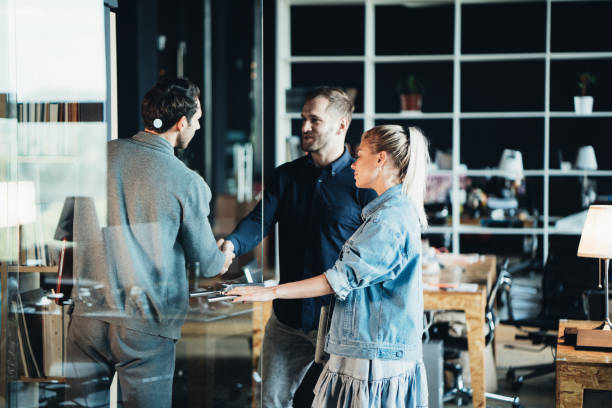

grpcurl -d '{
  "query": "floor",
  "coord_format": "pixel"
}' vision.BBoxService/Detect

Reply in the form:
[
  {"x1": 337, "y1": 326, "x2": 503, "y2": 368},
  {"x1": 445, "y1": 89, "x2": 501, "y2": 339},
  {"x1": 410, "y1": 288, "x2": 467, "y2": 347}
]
[
  {"x1": 441, "y1": 270, "x2": 612, "y2": 408},
  {"x1": 442, "y1": 349, "x2": 612, "y2": 408}
]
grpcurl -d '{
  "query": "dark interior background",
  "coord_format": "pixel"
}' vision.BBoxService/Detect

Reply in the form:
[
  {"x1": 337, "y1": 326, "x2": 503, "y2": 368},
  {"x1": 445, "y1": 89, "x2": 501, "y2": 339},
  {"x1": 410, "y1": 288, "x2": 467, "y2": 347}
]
[{"x1": 112, "y1": 0, "x2": 612, "y2": 243}]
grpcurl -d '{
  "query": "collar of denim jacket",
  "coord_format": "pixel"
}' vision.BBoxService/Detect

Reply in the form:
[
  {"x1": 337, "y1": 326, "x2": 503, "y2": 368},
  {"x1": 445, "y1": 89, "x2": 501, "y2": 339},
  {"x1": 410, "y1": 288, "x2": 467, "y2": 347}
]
[{"x1": 361, "y1": 183, "x2": 403, "y2": 219}]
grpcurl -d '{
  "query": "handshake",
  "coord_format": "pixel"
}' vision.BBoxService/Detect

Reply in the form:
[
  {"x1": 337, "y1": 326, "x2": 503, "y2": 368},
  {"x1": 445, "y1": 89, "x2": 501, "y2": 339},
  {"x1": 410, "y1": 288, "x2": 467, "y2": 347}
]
[{"x1": 216, "y1": 238, "x2": 236, "y2": 275}]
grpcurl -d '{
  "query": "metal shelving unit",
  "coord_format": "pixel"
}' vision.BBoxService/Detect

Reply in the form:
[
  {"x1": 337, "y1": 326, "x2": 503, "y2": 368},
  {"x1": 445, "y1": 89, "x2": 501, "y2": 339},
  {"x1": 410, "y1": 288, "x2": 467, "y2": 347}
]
[{"x1": 275, "y1": 0, "x2": 612, "y2": 259}]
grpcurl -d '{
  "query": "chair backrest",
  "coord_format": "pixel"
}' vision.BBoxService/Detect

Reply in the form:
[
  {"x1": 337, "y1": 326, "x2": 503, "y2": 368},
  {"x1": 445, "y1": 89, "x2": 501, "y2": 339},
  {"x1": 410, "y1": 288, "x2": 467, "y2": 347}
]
[
  {"x1": 541, "y1": 240, "x2": 599, "y2": 321},
  {"x1": 484, "y1": 258, "x2": 512, "y2": 345},
  {"x1": 582, "y1": 288, "x2": 612, "y2": 320}
]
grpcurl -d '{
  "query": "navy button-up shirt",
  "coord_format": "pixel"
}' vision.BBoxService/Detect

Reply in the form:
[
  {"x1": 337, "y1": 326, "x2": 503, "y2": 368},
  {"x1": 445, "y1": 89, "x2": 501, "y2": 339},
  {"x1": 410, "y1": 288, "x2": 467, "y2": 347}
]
[{"x1": 227, "y1": 148, "x2": 376, "y2": 332}]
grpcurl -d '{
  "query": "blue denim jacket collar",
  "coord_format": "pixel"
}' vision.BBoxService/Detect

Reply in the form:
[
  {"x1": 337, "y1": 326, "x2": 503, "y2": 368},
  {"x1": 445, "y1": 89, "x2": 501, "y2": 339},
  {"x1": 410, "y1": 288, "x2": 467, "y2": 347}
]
[{"x1": 362, "y1": 183, "x2": 403, "y2": 220}]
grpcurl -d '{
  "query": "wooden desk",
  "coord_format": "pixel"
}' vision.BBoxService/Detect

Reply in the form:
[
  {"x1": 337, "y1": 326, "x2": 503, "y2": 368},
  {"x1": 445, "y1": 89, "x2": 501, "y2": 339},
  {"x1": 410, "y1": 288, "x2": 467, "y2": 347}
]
[
  {"x1": 424, "y1": 254, "x2": 496, "y2": 408},
  {"x1": 0, "y1": 264, "x2": 65, "y2": 402},
  {"x1": 555, "y1": 319, "x2": 612, "y2": 408}
]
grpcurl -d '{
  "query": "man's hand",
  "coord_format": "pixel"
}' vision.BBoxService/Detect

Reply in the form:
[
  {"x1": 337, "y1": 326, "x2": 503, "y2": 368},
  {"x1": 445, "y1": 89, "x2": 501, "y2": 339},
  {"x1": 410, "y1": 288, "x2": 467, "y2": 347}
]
[
  {"x1": 217, "y1": 238, "x2": 235, "y2": 274},
  {"x1": 217, "y1": 238, "x2": 235, "y2": 254}
]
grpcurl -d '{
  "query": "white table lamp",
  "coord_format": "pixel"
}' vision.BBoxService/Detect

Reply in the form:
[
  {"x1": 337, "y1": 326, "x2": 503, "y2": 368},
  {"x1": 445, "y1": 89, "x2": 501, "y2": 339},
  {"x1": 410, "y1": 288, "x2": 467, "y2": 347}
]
[
  {"x1": 498, "y1": 149, "x2": 523, "y2": 180},
  {"x1": 577, "y1": 205, "x2": 612, "y2": 330},
  {"x1": 574, "y1": 145, "x2": 598, "y2": 170}
]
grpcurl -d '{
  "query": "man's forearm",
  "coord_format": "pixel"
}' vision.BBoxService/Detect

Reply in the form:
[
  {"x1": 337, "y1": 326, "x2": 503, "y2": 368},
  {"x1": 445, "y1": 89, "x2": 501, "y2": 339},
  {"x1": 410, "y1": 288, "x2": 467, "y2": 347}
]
[{"x1": 226, "y1": 201, "x2": 267, "y2": 256}]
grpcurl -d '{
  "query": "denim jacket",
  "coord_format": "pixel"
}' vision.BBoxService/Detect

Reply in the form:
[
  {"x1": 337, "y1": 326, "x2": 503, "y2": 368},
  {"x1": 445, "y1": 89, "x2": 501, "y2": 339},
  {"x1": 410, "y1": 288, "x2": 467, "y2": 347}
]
[{"x1": 324, "y1": 184, "x2": 423, "y2": 361}]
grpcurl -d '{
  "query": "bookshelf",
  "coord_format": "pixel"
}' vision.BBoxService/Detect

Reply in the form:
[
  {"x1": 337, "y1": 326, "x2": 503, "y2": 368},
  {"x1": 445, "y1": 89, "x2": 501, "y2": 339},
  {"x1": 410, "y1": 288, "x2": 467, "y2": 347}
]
[
  {"x1": 18, "y1": 376, "x2": 66, "y2": 384},
  {"x1": 7, "y1": 266, "x2": 58, "y2": 274},
  {"x1": 275, "y1": 0, "x2": 612, "y2": 259}
]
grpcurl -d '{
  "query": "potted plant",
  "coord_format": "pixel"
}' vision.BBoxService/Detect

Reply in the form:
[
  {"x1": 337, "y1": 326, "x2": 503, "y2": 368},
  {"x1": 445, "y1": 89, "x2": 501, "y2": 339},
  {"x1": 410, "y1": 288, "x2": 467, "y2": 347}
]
[
  {"x1": 574, "y1": 72, "x2": 597, "y2": 114},
  {"x1": 396, "y1": 74, "x2": 424, "y2": 113}
]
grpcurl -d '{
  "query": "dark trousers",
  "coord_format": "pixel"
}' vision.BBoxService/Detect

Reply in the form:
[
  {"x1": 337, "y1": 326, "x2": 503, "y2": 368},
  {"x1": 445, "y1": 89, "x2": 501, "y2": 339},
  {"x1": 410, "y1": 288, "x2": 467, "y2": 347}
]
[
  {"x1": 261, "y1": 312, "x2": 320, "y2": 407},
  {"x1": 65, "y1": 315, "x2": 176, "y2": 408}
]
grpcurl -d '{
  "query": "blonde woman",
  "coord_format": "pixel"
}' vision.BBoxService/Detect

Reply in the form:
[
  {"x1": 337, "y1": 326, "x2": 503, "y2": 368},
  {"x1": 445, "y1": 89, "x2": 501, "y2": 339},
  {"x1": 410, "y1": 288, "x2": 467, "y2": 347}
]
[{"x1": 228, "y1": 125, "x2": 430, "y2": 407}]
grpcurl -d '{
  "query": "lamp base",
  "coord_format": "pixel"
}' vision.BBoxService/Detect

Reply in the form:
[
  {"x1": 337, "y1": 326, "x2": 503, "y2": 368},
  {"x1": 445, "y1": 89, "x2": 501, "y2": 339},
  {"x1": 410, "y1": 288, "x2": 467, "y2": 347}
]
[
  {"x1": 575, "y1": 328, "x2": 612, "y2": 351},
  {"x1": 593, "y1": 318, "x2": 612, "y2": 331}
]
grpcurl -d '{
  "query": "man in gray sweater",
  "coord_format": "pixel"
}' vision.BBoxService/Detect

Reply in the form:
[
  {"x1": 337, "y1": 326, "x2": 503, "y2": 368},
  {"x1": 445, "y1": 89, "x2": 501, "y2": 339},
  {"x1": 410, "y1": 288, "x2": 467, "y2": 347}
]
[{"x1": 66, "y1": 78, "x2": 231, "y2": 407}]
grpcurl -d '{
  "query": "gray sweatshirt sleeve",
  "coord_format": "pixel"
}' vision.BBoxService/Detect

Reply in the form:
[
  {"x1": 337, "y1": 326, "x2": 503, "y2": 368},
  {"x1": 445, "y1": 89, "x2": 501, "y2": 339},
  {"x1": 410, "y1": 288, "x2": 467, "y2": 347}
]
[{"x1": 180, "y1": 176, "x2": 225, "y2": 277}]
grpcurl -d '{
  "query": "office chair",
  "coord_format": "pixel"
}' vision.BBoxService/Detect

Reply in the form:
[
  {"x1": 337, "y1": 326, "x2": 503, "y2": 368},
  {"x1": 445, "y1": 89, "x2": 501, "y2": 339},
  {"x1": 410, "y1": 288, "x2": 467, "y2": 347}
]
[
  {"x1": 582, "y1": 287, "x2": 612, "y2": 321},
  {"x1": 501, "y1": 241, "x2": 599, "y2": 390},
  {"x1": 434, "y1": 259, "x2": 521, "y2": 407}
]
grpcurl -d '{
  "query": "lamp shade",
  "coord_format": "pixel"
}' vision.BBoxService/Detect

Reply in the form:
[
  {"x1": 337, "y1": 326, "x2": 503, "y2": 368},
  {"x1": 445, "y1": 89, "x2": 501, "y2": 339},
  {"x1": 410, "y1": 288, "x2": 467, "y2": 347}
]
[
  {"x1": 577, "y1": 205, "x2": 612, "y2": 258},
  {"x1": 498, "y1": 149, "x2": 523, "y2": 179},
  {"x1": 0, "y1": 181, "x2": 36, "y2": 227},
  {"x1": 574, "y1": 145, "x2": 598, "y2": 170}
]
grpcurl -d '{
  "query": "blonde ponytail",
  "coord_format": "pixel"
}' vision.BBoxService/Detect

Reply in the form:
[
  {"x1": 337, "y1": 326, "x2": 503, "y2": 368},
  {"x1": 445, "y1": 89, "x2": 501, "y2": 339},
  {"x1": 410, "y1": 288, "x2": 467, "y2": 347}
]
[{"x1": 401, "y1": 127, "x2": 430, "y2": 229}]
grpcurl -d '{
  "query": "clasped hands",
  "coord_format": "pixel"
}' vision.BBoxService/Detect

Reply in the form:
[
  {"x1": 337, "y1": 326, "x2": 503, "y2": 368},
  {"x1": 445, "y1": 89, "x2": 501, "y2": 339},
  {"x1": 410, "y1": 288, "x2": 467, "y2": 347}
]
[
  {"x1": 215, "y1": 238, "x2": 276, "y2": 302},
  {"x1": 216, "y1": 238, "x2": 235, "y2": 275}
]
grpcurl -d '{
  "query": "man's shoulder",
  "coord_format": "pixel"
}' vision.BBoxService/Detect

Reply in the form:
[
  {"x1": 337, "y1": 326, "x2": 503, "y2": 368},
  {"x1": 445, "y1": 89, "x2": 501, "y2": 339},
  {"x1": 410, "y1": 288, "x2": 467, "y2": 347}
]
[
  {"x1": 269, "y1": 156, "x2": 310, "y2": 182},
  {"x1": 107, "y1": 137, "x2": 127, "y2": 150},
  {"x1": 107, "y1": 138, "x2": 136, "y2": 161},
  {"x1": 276, "y1": 155, "x2": 309, "y2": 172},
  {"x1": 108, "y1": 137, "x2": 197, "y2": 182}
]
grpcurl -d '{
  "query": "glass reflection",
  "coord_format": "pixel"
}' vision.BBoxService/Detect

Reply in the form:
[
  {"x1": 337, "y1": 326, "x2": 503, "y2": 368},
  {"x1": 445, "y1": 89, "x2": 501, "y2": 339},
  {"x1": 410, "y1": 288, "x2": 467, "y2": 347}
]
[
  {"x1": 1, "y1": 0, "x2": 265, "y2": 406},
  {"x1": 1, "y1": 0, "x2": 108, "y2": 406},
  {"x1": 168, "y1": 1, "x2": 266, "y2": 407},
  {"x1": 14, "y1": 0, "x2": 106, "y2": 102}
]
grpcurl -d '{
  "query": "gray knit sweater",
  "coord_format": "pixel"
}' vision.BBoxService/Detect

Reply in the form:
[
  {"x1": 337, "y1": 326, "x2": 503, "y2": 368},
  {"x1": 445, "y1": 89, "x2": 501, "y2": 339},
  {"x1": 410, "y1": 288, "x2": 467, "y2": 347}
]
[{"x1": 72, "y1": 131, "x2": 225, "y2": 339}]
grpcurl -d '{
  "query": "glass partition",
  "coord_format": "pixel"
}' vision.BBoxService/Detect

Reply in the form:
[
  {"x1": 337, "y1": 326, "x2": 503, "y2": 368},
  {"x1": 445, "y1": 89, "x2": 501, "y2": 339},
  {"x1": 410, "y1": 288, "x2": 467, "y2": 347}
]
[
  {"x1": 1, "y1": 0, "x2": 18, "y2": 402},
  {"x1": 1, "y1": 0, "x2": 107, "y2": 405},
  {"x1": 166, "y1": 1, "x2": 266, "y2": 407},
  {"x1": 1, "y1": 0, "x2": 266, "y2": 406}
]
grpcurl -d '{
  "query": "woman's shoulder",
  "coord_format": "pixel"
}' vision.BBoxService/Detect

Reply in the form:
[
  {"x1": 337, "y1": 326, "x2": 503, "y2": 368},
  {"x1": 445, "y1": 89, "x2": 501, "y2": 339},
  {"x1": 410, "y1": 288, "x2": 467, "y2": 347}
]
[{"x1": 375, "y1": 195, "x2": 419, "y2": 224}]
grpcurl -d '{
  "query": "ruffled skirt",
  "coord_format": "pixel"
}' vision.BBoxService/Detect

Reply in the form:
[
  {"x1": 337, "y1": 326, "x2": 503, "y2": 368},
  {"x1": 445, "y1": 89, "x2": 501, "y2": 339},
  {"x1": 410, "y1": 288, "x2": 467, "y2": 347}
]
[{"x1": 312, "y1": 354, "x2": 428, "y2": 408}]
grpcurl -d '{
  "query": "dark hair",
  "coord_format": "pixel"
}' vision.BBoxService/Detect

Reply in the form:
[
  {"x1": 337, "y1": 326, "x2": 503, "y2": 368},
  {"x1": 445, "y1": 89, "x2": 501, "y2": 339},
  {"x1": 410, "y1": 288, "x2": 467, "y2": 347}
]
[
  {"x1": 304, "y1": 87, "x2": 354, "y2": 125},
  {"x1": 142, "y1": 78, "x2": 201, "y2": 133}
]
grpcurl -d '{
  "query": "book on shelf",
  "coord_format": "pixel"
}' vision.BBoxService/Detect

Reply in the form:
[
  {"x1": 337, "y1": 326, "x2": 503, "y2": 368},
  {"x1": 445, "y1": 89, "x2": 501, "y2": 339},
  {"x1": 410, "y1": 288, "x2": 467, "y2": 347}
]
[
  {"x1": 78, "y1": 102, "x2": 104, "y2": 121},
  {"x1": 48, "y1": 103, "x2": 59, "y2": 123},
  {"x1": 16, "y1": 102, "x2": 103, "y2": 123},
  {"x1": 20, "y1": 217, "x2": 57, "y2": 267},
  {"x1": 0, "y1": 93, "x2": 7, "y2": 118},
  {"x1": 12, "y1": 290, "x2": 44, "y2": 378},
  {"x1": 10, "y1": 288, "x2": 71, "y2": 379},
  {"x1": 42, "y1": 298, "x2": 69, "y2": 377},
  {"x1": 15, "y1": 305, "x2": 31, "y2": 377}
]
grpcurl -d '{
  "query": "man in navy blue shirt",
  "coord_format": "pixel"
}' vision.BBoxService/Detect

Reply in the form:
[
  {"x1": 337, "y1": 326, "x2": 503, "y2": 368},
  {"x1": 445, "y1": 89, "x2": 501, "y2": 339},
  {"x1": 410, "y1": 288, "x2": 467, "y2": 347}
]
[{"x1": 219, "y1": 87, "x2": 376, "y2": 407}]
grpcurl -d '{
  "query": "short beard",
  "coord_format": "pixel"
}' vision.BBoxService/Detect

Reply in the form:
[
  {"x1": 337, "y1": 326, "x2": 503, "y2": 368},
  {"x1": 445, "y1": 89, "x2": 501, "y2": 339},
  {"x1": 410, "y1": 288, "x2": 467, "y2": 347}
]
[
  {"x1": 302, "y1": 134, "x2": 329, "y2": 153},
  {"x1": 301, "y1": 141, "x2": 318, "y2": 152}
]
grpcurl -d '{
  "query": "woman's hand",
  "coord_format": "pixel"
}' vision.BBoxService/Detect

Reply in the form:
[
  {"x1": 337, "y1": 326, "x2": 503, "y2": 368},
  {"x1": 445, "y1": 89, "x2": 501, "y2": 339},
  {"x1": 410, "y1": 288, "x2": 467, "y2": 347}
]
[
  {"x1": 226, "y1": 274, "x2": 333, "y2": 302},
  {"x1": 225, "y1": 285, "x2": 277, "y2": 303}
]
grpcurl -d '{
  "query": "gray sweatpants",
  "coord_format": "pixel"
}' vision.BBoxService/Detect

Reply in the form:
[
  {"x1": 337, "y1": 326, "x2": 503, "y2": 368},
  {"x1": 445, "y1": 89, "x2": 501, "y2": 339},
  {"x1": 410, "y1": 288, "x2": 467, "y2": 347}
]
[
  {"x1": 261, "y1": 312, "x2": 319, "y2": 407},
  {"x1": 65, "y1": 315, "x2": 176, "y2": 408}
]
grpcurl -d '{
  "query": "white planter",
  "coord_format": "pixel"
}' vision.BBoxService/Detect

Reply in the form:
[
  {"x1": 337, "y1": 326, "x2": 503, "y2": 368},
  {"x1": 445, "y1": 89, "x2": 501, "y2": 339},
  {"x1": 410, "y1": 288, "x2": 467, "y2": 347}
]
[{"x1": 574, "y1": 96, "x2": 594, "y2": 114}]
